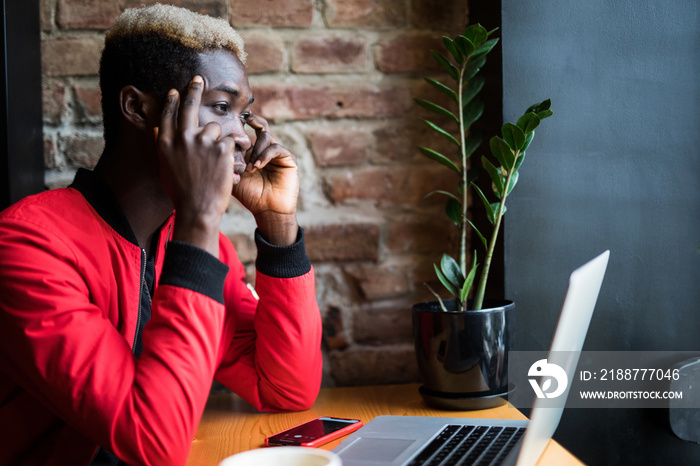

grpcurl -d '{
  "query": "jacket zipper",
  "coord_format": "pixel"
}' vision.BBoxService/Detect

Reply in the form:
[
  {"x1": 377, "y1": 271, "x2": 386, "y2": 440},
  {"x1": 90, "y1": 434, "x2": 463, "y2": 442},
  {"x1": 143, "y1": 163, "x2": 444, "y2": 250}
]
[
  {"x1": 132, "y1": 248, "x2": 146, "y2": 354},
  {"x1": 90, "y1": 249, "x2": 146, "y2": 465}
]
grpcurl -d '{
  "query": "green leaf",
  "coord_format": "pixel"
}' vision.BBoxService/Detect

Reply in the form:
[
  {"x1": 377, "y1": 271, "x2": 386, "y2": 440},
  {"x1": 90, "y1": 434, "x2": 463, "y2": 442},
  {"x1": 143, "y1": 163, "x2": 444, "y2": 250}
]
[
  {"x1": 462, "y1": 98, "x2": 484, "y2": 129},
  {"x1": 446, "y1": 198, "x2": 462, "y2": 226},
  {"x1": 536, "y1": 109, "x2": 554, "y2": 120},
  {"x1": 461, "y1": 75, "x2": 485, "y2": 107},
  {"x1": 441, "y1": 254, "x2": 465, "y2": 288},
  {"x1": 514, "y1": 149, "x2": 526, "y2": 171},
  {"x1": 414, "y1": 98, "x2": 458, "y2": 123},
  {"x1": 431, "y1": 50, "x2": 459, "y2": 80},
  {"x1": 482, "y1": 156, "x2": 504, "y2": 198},
  {"x1": 501, "y1": 122, "x2": 526, "y2": 151},
  {"x1": 540, "y1": 98, "x2": 552, "y2": 111},
  {"x1": 460, "y1": 254, "x2": 479, "y2": 302},
  {"x1": 489, "y1": 136, "x2": 515, "y2": 170},
  {"x1": 463, "y1": 24, "x2": 488, "y2": 46},
  {"x1": 422, "y1": 189, "x2": 460, "y2": 203},
  {"x1": 520, "y1": 131, "x2": 535, "y2": 151},
  {"x1": 491, "y1": 201, "x2": 505, "y2": 217},
  {"x1": 443, "y1": 37, "x2": 463, "y2": 64},
  {"x1": 526, "y1": 98, "x2": 551, "y2": 114},
  {"x1": 473, "y1": 38, "x2": 499, "y2": 57},
  {"x1": 467, "y1": 219, "x2": 487, "y2": 248},
  {"x1": 516, "y1": 113, "x2": 540, "y2": 134},
  {"x1": 505, "y1": 170, "x2": 519, "y2": 196},
  {"x1": 463, "y1": 55, "x2": 487, "y2": 81},
  {"x1": 454, "y1": 36, "x2": 476, "y2": 56},
  {"x1": 463, "y1": 133, "x2": 482, "y2": 158},
  {"x1": 421, "y1": 119, "x2": 460, "y2": 147},
  {"x1": 434, "y1": 263, "x2": 459, "y2": 297},
  {"x1": 418, "y1": 147, "x2": 461, "y2": 173},
  {"x1": 424, "y1": 77, "x2": 458, "y2": 103},
  {"x1": 473, "y1": 183, "x2": 496, "y2": 224},
  {"x1": 524, "y1": 99, "x2": 553, "y2": 121}
]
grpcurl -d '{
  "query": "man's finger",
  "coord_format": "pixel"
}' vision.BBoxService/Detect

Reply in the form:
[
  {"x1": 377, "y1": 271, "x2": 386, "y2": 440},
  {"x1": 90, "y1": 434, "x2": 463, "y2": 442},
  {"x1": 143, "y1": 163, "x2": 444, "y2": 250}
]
[
  {"x1": 245, "y1": 113, "x2": 270, "y2": 135},
  {"x1": 158, "y1": 89, "x2": 179, "y2": 142},
  {"x1": 217, "y1": 136, "x2": 236, "y2": 160},
  {"x1": 248, "y1": 128, "x2": 274, "y2": 164},
  {"x1": 201, "y1": 121, "x2": 223, "y2": 142},
  {"x1": 178, "y1": 76, "x2": 204, "y2": 130},
  {"x1": 248, "y1": 143, "x2": 296, "y2": 171}
]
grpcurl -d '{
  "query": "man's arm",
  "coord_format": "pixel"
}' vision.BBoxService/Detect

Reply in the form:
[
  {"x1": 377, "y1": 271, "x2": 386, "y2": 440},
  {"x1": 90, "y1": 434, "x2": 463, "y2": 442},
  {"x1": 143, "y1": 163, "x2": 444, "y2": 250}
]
[
  {"x1": 214, "y1": 229, "x2": 322, "y2": 412},
  {"x1": 212, "y1": 101, "x2": 322, "y2": 409}
]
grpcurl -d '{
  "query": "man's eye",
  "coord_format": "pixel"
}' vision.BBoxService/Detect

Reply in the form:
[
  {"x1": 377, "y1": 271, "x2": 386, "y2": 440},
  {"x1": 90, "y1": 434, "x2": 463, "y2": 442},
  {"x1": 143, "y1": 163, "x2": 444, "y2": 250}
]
[{"x1": 213, "y1": 103, "x2": 230, "y2": 113}]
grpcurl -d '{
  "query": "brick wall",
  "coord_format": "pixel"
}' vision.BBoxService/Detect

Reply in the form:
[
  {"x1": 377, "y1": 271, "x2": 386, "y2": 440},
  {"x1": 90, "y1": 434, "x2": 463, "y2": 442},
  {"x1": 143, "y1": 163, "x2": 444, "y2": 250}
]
[{"x1": 40, "y1": 0, "x2": 472, "y2": 386}]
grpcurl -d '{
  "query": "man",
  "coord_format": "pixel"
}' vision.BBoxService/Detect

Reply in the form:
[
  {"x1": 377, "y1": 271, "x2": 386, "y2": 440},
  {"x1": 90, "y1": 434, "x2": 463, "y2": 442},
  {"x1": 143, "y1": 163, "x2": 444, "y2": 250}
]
[{"x1": 0, "y1": 4, "x2": 322, "y2": 465}]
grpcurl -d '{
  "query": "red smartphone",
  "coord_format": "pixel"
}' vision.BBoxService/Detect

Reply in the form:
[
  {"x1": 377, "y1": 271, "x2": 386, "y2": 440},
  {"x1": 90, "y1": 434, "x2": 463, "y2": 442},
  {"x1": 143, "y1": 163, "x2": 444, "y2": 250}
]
[{"x1": 265, "y1": 416, "x2": 363, "y2": 447}]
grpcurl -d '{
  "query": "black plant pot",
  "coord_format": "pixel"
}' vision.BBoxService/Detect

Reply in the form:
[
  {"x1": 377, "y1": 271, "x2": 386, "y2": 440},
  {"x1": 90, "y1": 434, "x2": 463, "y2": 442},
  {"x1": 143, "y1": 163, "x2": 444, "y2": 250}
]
[{"x1": 412, "y1": 299, "x2": 515, "y2": 410}]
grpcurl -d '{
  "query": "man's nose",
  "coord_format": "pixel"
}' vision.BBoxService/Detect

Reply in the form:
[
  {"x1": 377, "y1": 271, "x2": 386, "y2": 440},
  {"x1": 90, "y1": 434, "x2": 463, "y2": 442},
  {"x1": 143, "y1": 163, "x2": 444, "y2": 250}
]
[{"x1": 229, "y1": 119, "x2": 252, "y2": 153}]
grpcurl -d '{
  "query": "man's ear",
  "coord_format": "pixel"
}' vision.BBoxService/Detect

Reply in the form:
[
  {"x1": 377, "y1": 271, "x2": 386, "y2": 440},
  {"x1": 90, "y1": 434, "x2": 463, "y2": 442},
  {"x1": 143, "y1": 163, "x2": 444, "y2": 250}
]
[{"x1": 119, "y1": 85, "x2": 160, "y2": 131}]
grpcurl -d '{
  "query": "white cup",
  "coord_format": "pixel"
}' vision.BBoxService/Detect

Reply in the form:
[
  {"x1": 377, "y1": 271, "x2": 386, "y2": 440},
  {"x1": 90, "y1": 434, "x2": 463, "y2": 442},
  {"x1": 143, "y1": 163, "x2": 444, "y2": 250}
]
[{"x1": 218, "y1": 446, "x2": 342, "y2": 466}]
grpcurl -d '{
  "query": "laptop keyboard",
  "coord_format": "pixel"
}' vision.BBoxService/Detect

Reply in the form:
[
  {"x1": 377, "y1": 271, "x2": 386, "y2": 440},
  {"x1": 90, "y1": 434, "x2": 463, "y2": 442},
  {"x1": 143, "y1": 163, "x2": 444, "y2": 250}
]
[{"x1": 407, "y1": 424, "x2": 526, "y2": 466}]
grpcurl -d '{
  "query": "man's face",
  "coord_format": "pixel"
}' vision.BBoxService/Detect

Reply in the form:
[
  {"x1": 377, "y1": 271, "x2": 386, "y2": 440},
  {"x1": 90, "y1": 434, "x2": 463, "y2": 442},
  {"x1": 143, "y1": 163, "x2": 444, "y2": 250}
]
[{"x1": 195, "y1": 49, "x2": 253, "y2": 181}]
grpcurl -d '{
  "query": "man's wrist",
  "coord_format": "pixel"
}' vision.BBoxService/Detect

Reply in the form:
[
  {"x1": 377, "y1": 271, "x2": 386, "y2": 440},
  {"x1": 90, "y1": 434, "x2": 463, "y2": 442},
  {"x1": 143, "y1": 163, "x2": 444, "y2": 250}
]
[
  {"x1": 172, "y1": 212, "x2": 221, "y2": 257},
  {"x1": 254, "y1": 211, "x2": 298, "y2": 246}
]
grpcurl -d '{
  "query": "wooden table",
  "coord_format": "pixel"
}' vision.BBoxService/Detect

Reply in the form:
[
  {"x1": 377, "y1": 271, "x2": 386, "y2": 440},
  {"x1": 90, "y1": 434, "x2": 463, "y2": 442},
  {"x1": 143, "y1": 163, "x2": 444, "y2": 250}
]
[{"x1": 186, "y1": 383, "x2": 582, "y2": 465}]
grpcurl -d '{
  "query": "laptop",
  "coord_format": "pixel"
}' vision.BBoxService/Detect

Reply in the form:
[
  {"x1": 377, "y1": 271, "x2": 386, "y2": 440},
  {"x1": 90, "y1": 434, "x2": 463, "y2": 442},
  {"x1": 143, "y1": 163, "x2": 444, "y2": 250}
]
[{"x1": 333, "y1": 250, "x2": 610, "y2": 466}]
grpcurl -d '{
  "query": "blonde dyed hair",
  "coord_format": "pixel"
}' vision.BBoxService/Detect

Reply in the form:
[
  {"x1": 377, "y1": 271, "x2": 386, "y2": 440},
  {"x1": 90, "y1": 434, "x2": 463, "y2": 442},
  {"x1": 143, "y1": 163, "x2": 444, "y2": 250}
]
[
  {"x1": 100, "y1": 4, "x2": 248, "y2": 147},
  {"x1": 107, "y1": 3, "x2": 246, "y2": 63}
]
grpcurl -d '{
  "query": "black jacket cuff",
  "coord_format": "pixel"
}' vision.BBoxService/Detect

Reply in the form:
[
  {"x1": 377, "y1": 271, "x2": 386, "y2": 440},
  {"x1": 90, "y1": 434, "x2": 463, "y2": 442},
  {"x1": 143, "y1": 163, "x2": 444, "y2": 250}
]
[
  {"x1": 255, "y1": 227, "x2": 311, "y2": 278},
  {"x1": 160, "y1": 240, "x2": 229, "y2": 304}
]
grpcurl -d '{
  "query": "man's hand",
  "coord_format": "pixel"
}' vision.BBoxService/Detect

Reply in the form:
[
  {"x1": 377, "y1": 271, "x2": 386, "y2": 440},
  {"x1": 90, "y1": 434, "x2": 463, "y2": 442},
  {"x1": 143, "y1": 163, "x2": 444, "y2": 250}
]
[
  {"x1": 157, "y1": 76, "x2": 234, "y2": 257},
  {"x1": 233, "y1": 114, "x2": 300, "y2": 246}
]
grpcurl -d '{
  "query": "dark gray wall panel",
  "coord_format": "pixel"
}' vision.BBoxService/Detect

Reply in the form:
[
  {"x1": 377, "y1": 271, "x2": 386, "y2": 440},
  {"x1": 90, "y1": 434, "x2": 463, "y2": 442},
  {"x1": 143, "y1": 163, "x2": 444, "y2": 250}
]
[{"x1": 501, "y1": 0, "x2": 700, "y2": 463}]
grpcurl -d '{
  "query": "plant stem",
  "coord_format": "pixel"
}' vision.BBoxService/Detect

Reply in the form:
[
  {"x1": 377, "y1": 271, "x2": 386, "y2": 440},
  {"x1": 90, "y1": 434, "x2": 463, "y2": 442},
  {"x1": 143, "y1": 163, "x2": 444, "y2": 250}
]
[
  {"x1": 472, "y1": 154, "x2": 518, "y2": 310},
  {"x1": 425, "y1": 283, "x2": 449, "y2": 312},
  {"x1": 458, "y1": 61, "x2": 468, "y2": 280}
]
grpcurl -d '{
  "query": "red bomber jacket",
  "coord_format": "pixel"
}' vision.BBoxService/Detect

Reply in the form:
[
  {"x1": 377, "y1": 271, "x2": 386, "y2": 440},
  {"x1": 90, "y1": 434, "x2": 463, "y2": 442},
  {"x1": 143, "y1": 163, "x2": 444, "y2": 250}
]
[{"x1": 0, "y1": 169, "x2": 322, "y2": 465}]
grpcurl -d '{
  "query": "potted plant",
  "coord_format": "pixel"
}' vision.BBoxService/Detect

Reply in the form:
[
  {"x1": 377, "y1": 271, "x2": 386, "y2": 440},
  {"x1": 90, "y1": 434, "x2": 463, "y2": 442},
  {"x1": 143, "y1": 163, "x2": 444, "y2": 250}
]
[{"x1": 412, "y1": 24, "x2": 552, "y2": 409}]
